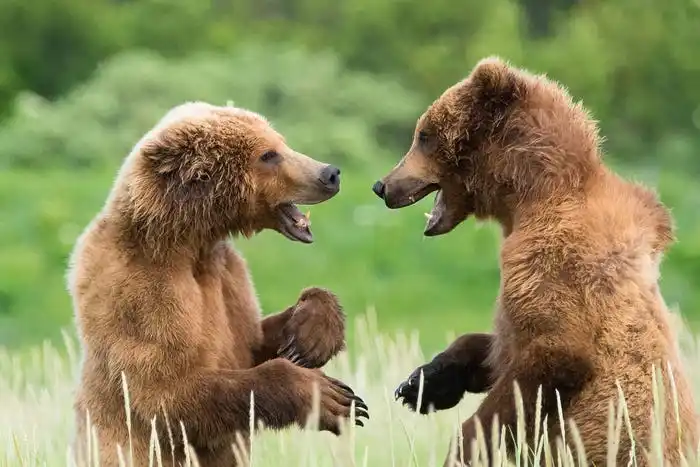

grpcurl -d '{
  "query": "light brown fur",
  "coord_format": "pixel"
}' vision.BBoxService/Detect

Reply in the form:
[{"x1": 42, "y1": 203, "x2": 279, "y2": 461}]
[
  {"x1": 375, "y1": 58, "x2": 698, "y2": 466},
  {"x1": 68, "y1": 102, "x2": 367, "y2": 467}
]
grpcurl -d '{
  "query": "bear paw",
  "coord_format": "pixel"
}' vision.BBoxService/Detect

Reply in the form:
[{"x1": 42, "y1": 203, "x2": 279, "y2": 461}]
[
  {"x1": 394, "y1": 358, "x2": 468, "y2": 414},
  {"x1": 278, "y1": 287, "x2": 345, "y2": 368}
]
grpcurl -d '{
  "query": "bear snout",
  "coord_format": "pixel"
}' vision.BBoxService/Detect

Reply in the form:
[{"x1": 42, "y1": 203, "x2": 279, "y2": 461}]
[
  {"x1": 372, "y1": 180, "x2": 386, "y2": 199},
  {"x1": 319, "y1": 165, "x2": 341, "y2": 192}
]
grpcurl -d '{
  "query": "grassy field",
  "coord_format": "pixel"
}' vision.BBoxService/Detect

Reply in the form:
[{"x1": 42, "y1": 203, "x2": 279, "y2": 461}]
[
  {"x1": 0, "y1": 165, "x2": 504, "y2": 352},
  {"x1": 3, "y1": 161, "x2": 700, "y2": 353},
  {"x1": 2, "y1": 312, "x2": 699, "y2": 467}
]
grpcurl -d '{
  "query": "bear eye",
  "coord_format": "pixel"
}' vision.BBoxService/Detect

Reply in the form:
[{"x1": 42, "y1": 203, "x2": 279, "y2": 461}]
[
  {"x1": 417, "y1": 130, "x2": 429, "y2": 144},
  {"x1": 260, "y1": 150, "x2": 280, "y2": 163}
]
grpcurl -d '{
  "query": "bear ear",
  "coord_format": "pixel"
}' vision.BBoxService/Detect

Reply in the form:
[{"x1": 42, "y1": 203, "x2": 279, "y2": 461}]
[
  {"x1": 141, "y1": 137, "x2": 182, "y2": 175},
  {"x1": 468, "y1": 56, "x2": 524, "y2": 108},
  {"x1": 141, "y1": 129, "x2": 217, "y2": 184}
]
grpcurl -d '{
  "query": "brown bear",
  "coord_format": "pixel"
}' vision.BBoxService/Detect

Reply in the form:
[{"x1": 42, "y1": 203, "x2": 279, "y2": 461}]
[
  {"x1": 67, "y1": 102, "x2": 368, "y2": 467},
  {"x1": 372, "y1": 58, "x2": 698, "y2": 466}
]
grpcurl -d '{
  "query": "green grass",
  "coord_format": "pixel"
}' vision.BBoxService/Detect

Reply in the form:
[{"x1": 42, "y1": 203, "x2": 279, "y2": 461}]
[
  {"x1": 3, "y1": 162, "x2": 700, "y2": 353},
  {"x1": 2, "y1": 312, "x2": 699, "y2": 467},
  {"x1": 0, "y1": 165, "x2": 504, "y2": 352}
]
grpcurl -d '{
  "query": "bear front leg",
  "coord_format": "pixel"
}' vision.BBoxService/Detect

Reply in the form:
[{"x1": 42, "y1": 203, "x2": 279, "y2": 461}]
[
  {"x1": 278, "y1": 287, "x2": 346, "y2": 369},
  {"x1": 252, "y1": 306, "x2": 295, "y2": 365},
  {"x1": 395, "y1": 333, "x2": 494, "y2": 414},
  {"x1": 127, "y1": 358, "x2": 369, "y2": 451},
  {"x1": 443, "y1": 345, "x2": 594, "y2": 467}
]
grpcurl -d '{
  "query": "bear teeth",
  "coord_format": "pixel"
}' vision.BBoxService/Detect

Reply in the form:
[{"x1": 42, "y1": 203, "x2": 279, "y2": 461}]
[
  {"x1": 295, "y1": 211, "x2": 311, "y2": 229},
  {"x1": 424, "y1": 212, "x2": 433, "y2": 220}
]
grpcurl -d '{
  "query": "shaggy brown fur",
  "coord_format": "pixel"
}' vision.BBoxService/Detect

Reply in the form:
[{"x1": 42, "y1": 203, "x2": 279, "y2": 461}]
[
  {"x1": 373, "y1": 58, "x2": 698, "y2": 466},
  {"x1": 277, "y1": 287, "x2": 347, "y2": 368},
  {"x1": 68, "y1": 102, "x2": 367, "y2": 467}
]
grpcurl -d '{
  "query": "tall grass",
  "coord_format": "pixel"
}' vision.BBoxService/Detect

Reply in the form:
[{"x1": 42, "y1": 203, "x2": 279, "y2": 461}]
[{"x1": 1, "y1": 310, "x2": 699, "y2": 466}]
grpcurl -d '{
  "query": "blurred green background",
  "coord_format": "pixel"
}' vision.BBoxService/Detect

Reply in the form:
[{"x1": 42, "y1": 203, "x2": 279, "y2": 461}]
[{"x1": 0, "y1": 0, "x2": 699, "y2": 354}]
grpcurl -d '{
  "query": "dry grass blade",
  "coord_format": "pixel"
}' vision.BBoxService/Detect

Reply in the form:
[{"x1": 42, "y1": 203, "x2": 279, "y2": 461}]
[
  {"x1": 120, "y1": 372, "x2": 134, "y2": 466},
  {"x1": 0, "y1": 312, "x2": 698, "y2": 466}
]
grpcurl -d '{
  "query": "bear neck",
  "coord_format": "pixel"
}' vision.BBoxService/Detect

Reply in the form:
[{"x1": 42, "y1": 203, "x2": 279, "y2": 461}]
[
  {"x1": 489, "y1": 161, "x2": 605, "y2": 237},
  {"x1": 106, "y1": 190, "x2": 239, "y2": 264},
  {"x1": 505, "y1": 162, "x2": 673, "y2": 257}
]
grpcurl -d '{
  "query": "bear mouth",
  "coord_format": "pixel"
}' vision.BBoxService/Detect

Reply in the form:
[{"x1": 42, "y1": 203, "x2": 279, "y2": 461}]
[
  {"x1": 424, "y1": 189, "x2": 449, "y2": 236},
  {"x1": 423, "y1": 189, "x2": 475, "y2": 237},
  {"x1": 276, "y1": 203, "x2": 313, "y2": 243},
  {"x1": 391, "y1": 182, "x2": 440, "y2": 209}
]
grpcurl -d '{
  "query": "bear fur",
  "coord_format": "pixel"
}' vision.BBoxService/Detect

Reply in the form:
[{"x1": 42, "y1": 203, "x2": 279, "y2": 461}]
[
  {"x1": 67, "y1": 102, "x2": 367, "y2": 467},
  {"x1": 374, "y1": 58, "x2": 698, "y2": 466}
]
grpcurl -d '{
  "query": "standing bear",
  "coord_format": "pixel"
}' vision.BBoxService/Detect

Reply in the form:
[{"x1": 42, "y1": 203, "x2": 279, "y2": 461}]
[
  {"x1": 372, "y1": 58, "x2": 698, "y2": 466},
  {"x1": 68, "y1": 102, "x2": 368, "y2": 467}
]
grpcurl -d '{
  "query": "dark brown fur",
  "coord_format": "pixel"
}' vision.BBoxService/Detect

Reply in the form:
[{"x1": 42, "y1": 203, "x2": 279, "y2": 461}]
[
  {"x1": 277, "y1": 287, "x2": 347, "y2": 369},
  {"x1": 68, "y1": 102, "x2": 367, "y2": 467},
  {"x1": 375, "y1": 58, "x2": 698, "y2": 466}
]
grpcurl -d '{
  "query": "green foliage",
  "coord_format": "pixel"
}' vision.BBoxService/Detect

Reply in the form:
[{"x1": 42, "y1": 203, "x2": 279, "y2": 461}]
[
  {"x1": 0, "y1": 0, "x2": 122, "y2": 117},
  {"x1": 0, "y1": 46, "x2": 422, "y2": 171},
  {"x1": 244, "y1": 0, "x2": 700, "y2": 170},
  {"x1": 2, "y1": 0, "x2": 699, "y2": 171},
  {"x1": 0, "y1": 47, "x2": 445, "y2": 348},
  {"x1": 0, "y1": 171, "x2": 108, "y2": 346},
  {"x1": 0, "y1": 165, "x2": 502, "y2": 350},
  {"x1": 1, "y1": 47, "x2": 700, "y2": 351},
  {"x1": 1, "y1": 1, "x2": 700, "y2": 350}
]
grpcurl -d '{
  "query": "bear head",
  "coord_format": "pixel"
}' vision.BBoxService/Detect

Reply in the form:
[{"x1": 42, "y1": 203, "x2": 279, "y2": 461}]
[
  {"x1": 372, "y1": 57, "x2": 601, "y2": 236},
  {"x1": 118, "y1": 102, "x2": 341, "y2": 253}
]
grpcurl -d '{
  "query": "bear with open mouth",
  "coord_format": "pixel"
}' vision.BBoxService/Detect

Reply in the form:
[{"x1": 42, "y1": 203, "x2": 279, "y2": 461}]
[
  {"x1": 68, "y1": 101, "x2": 367, "y2": 467},
  {"x1": 373, "y1": 58, "x2": 698, "y2": 466}
]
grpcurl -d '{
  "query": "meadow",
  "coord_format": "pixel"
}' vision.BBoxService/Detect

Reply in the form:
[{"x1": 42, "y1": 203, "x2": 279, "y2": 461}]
[
  {"x1": 3, "y1": 125, "x2": 699, "y2": 465},
  {"x1": 2, "y1": 43, "x2": 700, "y2": 353},
  {"x1": 2, "y1": 312, "x2": 699, "y2": 467},
  {"x1": 1, "y1": 1, "x2": 699, "y2": 464}
]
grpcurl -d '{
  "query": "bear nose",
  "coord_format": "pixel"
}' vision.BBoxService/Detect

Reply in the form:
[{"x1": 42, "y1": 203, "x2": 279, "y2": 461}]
[
  {"x1": 320, "y1": 165, "x2": 341, "y2": 190},
  {"x1": 372, "y1": 180, "x2": 385, "y2": 199}
]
